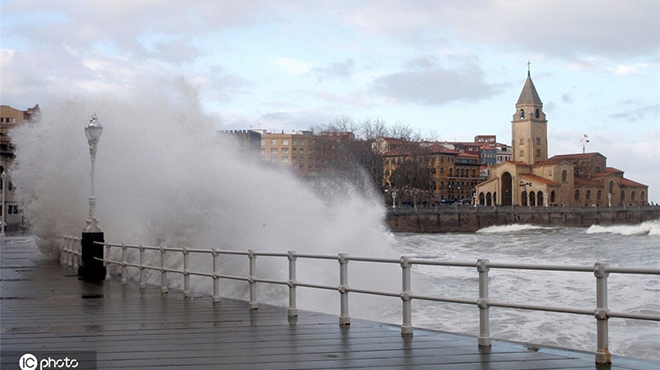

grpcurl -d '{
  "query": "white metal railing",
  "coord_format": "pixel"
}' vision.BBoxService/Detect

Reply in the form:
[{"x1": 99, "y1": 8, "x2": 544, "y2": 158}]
[
  {"x1": 58, "y1": 235, "x2": 82, "y2": 269},
  {"x1": 56, "y1": 236, "x2": 660, "y2": 365}
]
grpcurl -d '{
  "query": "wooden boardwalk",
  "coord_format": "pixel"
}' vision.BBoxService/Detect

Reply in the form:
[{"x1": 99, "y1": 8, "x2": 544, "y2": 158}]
[{"x1": 1, "y1": 236, "x2": 657, "y2": 369}]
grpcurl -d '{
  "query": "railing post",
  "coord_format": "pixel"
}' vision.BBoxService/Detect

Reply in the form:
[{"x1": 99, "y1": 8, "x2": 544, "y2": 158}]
[
  {"x1": 594, "y1": 263, "x2": 611, "y2": 365},
  {"x1": 338, "y1": 253, "x2": 350, "y2": 326},
  {"x1": 74, "y1": 239, "x2": 80, "y2": 269},
  {"x1": 59, "y1": 238, "x2": 66, "y2": 266},
  {"x1": 138, "y1": 244, "x2": 146, "y2": 289},
  {"x1": 477, "y1": 259, "x2": 491, "y2": 347},
  {"x1": 121, "y1": 243, "x2": 128, "y2": 285},
  {"x1": 160, "y1": 243, "x2": 168, "y2": 294},
  {"x1": 401, "y1": 257, "x2": 413, "y2": 336},
  {"x1": 287, "y1": 251, "x2": 298, "y2": 317},
  {"x1": 67, "y1": 237, "x2": 74, "y2": 267},
  {"x1": 104, "y1": 242, "x2": 111, "y2": 280},
  {"x1": 212, "y1": 248, "x2": 220, "y2": 303},
  {"x1": 183, "y1": 247, "x2": 191, "y2": 299},
  {"x1": 248, "y1": 250, "x2": 258, "y2": 310}
]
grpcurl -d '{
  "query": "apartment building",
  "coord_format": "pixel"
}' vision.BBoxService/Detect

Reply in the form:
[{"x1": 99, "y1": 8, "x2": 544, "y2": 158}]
[
  {"x1": 0, "y1": 104, "x2": 40, "y2": 228},
  {"x1": 260, "y1": 131, "x2": 318, "y2": 175}
]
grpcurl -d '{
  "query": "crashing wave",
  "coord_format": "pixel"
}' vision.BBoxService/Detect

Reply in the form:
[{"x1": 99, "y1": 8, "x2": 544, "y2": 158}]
[
  {"x1": 476, "y1": 224, "x2": 555, "y2": 234},
  {"x1": 586, "y1": 219, "x2": 660, "y2": 236}
]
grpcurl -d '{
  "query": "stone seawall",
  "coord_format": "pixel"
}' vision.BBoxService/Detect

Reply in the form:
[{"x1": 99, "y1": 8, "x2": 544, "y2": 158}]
[{"x1": 385, "y1": 206, "x2": 660, "y2": 233}]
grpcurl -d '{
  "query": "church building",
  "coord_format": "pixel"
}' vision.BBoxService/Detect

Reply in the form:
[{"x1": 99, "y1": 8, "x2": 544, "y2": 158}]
[{"x1": 475, "y1": 70, "x2": 648, "y2": 207}]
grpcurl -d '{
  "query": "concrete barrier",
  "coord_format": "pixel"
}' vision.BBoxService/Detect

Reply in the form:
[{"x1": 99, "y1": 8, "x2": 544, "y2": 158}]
[{"x1": 385, "y1": 206, "x2": 660, "y2": 233}]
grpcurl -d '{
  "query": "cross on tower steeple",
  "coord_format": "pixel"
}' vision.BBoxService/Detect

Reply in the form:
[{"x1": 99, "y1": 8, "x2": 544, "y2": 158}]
[{"x1": 527, "y1": 60, "x2": 531, "y2": 77}]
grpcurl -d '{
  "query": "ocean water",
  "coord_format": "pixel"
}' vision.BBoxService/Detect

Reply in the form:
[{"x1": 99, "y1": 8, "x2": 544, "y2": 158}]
[{"x1": 388, "y1": 221, "x2": 660, "y2": 361}]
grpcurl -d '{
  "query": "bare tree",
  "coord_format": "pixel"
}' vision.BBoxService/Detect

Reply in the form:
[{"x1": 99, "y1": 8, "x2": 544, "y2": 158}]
[{"x1": 309, "y1": 116, "x2": 438, "y2": 195}]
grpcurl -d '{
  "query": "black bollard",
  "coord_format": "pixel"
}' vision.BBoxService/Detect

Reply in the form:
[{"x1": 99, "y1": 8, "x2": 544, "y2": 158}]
[{"x1": 78, "y1": 231, "x2": 106, "y2": 280}]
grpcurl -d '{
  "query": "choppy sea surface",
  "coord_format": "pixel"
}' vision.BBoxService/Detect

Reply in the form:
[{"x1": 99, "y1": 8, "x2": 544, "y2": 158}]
[{"x1": 387, "y1": 220, "x2": 660, "y2": 361}]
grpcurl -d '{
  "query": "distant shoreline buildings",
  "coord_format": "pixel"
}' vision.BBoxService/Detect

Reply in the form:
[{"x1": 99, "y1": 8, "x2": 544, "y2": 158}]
[
  {"x1": 4, "y1": 69, "x2": 650, "y2": 215},
  {"x1": 222, "y1": 69, "x2": 649, "y2": 207}
]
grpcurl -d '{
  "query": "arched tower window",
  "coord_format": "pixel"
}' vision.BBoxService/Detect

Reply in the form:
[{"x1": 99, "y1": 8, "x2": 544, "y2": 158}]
[
  {"x1": 562, "y1": 170, "x2": 567, "y2": 183},
  {"x1": 520, "y1": 109, "x2": 525, "y2": 119},
  {"x1": 535, "y1": 109, "x2": 540, "y2": 118}
]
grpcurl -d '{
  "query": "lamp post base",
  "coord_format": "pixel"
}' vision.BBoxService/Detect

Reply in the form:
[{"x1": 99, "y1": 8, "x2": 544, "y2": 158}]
[{"x1": 78, "y1": 231, "x2": 106, "y2": 281}]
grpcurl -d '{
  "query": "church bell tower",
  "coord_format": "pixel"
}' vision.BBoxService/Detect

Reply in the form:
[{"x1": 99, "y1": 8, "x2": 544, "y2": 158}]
[{"x1": 512, "y1": 64, "x2": 548, "y2": 165}]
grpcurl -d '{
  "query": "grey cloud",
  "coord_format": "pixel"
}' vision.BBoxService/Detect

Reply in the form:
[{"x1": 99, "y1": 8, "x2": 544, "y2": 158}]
[
  {"x1": 254, "y1": 110, "x2": 334, "y2": 132},
  {"x1": 610, "y1": 105, "x2": 659, "y2": 122},
  {"x1": 372, "y1": 59, "x2": 501, "y2": 106},
  {"x1": 313, "y1": 59, "x2": 355, "y2": 81},
  {"x1": 151, "y1": 39, "x2": 200, "y2": 65},
  {"x1": 346, "y1": 1, "x2": 659, "y2": 60}
]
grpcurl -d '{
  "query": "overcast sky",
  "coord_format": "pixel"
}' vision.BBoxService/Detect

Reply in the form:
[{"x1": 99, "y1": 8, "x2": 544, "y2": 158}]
[{"x1": 2, "y1": 1, "x2": 659, "y2": 201}]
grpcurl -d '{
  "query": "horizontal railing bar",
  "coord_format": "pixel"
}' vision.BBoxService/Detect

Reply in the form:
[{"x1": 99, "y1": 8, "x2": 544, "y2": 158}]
[
  {"x1": 214, "y1": 274, "x2": 249, "y2": 282},
  {"x1": 294, "y1": 253, "x2": 340, "y2": 260},
  {"x1": 488, "y1": 300, "x2": 594, "y2": 316},
  {"x1": 254, "y1": 278, "x2": 288, "y2": 285},
  {"x1": 607, "y1": 267, "x2": 660, "y2": 275},
  {"x1": 487, "y1": 263, "x2": 593, "y2": 272},
  {"x1": 186, "y1": 271, "x2": 213, "y2": 278},
  {"x1": 295, "y1": 282, "x2": 338, "y2": 291},
  {"x1": 184, "y1": 248, "x2": 216, "y2": 254},
  {"x1": 210, "y1": 250, "x2": 250, "y2": 256},
  {"x1": 253, "y1": 252, "x2": 289, "y2": 258},
  {"x1": 346, "y1": 256, "x2": 401, "y2": 264},
  {"x1": 410, "y1": 294, "x2": 476, "y2": 305},
  {"x1": 409, "y1": 259, "x2": 476, "y2": 268},
  {"x1": 609, "y1": 311, "x2": 660, "y2": 321},
  {"x1": 347, "y1": 287, "x2": 401, "y2": 298}
]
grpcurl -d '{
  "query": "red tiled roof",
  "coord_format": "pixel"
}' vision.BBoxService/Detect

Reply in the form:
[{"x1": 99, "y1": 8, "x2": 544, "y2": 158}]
[
  {"x1": 519, "y1": 174, "x2": 561, "y2": 186},
  {"x1": 592, "y1": 167, "x2": 625, "y2": 178},
  {"x1": 620, "y1": 178, "x2": 647, "y2": 188},
  {"x1": 549, "y1": 152, "x2": 606, "y2": 161}
]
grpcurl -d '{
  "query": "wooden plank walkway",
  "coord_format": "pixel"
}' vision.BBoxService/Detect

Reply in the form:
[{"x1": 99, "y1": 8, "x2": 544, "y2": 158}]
[{"x1": 1, "y1": 236, "x2": 657, "y2": 369}]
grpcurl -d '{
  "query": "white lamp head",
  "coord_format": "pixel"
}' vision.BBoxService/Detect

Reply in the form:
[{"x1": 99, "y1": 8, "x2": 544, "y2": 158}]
[{"x1": 85, "y1": 113, "x2": 103, "y2": 144}]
